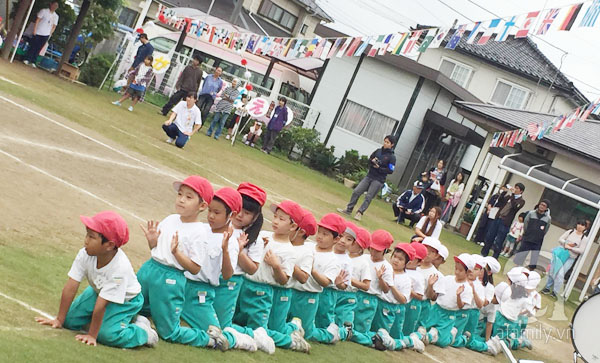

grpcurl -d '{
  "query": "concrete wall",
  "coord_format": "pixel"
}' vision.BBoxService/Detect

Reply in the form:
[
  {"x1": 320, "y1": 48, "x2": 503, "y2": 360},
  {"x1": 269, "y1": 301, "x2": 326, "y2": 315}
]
[
  {"x1": 552, "y1": 154, "x2": 600, "y2": 181},
  {"x1": 418, "y1": 48, "x2": 578, "y2": 114},
  {"x1": 243, "y1": 0, "x2": 320, "y2": 37}
]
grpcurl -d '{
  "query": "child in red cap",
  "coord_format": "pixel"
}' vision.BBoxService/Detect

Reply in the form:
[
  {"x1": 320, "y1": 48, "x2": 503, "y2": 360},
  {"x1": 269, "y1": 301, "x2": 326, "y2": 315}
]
[
  {"x1": 402, "y1": 242, "x2": 428, "y2": 338},
  {"x1": 36, "y1": 211, "x2": 158, "y2": 349},
  {"x1": 181, "y1": 187, "x2": 258, "y2": 352},
  {"x1": 213, "y1": 182, "x2": 266, "y2": 331},
  {"x1": 287, "y1": 213, "x2": 347, "y2": 345},
  {"x1": 137, "y1": 176, "x2": 230, "y2": 350}
]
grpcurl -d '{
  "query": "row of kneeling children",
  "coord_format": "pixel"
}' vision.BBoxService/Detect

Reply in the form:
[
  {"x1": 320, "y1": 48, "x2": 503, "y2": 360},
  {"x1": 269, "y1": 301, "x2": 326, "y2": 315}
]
[{"x1": 36, "y1": 175, "x2": 542, "y2": 355}]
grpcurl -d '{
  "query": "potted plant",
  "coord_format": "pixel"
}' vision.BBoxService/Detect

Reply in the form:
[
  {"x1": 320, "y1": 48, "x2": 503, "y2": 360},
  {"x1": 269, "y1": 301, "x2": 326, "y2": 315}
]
[{"x1": 459, "y1": 211, "x2": 476, "y2": 236}]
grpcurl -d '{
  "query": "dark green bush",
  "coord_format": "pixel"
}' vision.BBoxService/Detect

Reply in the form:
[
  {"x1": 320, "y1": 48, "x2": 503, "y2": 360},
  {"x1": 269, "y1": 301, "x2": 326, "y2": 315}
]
[
  {"x1": 308, "y1": 143, "x2": 339, "y2": 175},
  {"x1": 79, "y1": 53, "x2": 115, "y2": 87}
]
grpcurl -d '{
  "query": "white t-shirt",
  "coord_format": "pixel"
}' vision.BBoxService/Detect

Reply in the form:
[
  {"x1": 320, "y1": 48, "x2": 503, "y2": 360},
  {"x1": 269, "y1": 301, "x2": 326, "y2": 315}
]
[
  {"x1": 367, "y1": 259, "x2": 394, "y2": 297},
  {"x1": 246, "y1": 231, "x2": 295, "y2": 286},
  {"x1": 286, "y1": 243, "x2": 314, "y2": 288},
  {"x1": 525, "y1": 291, "x2": 542, "y2": 317},
  {"x1": 173, "y1": 101, "x2": 202, "y2": 133},
  {"x1": 465, "y1": 279, "x2": 486, "y2": 309},
  {"x1": 416, "y1": 265, "x2": 444, "y2": 298},
  {"x1": 332, "y1": 252, "x2": 352, "y2": 290},
  {"x1": 185, "y1": 224, "x2": 238, "y2": 286},
  {"x1": 348, "y1": 254, "x2": 371, "y2": 292},
  {"x1": 495, "y1": 282, "x2": 529, "y2": 322},
  {"x1": 68, "y1": 248, "x2": 141, "y2": 304},
  {"x1": 233, "y1": 231, "x2": 265, "y2": 275},
  {"x1": 295, "y1": 245, "x2": 341, "y2": 293},
  {"x1": 406, "y1": 269, "x2": 425, "y2": 300},
  {"x1": 151, "y1": 214, "x2": 205, "y2": 271},
  {"x1": 381, "y1": 271, "x2": 412, "y2": 304},
  {"x1": 434, "y1": 275, "x2": 473, "y2": 311},
  {"x1": 416, "y1": 216, "x2": 442, "y2": 239},
  {"x1": 36, "y1": 9, "x2": 59, "y2": 36}
]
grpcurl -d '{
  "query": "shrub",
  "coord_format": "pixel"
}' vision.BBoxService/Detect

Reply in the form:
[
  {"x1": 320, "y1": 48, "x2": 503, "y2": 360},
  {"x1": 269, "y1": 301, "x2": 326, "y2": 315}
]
[
  {"x1": 308, "y1": 143, "x2": 339, "y2": 175},
  {"x1": 290, "y1": 127, "x2": 320, "y2": 158},
  {"x1": 79, "y1": 53, "x2": 115, "y2": 87},
  {"x1": 463, "y1": 211, "x2": 476, "y2": 224},
  {"x1": 274, "y1": 128, "x2": 294, "y2": 154}
]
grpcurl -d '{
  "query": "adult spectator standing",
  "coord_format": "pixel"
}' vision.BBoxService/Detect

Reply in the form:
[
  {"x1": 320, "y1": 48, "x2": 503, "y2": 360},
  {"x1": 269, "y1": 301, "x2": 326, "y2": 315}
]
[
  {"x1": 514, "y1": 200, "x2": 551, "y2": 270},
  {"x1": 482, "y1": 183, "x2": 526, "y2": 259},
  {"x1": 23, "y1": 1, "x2": 59, "y2": 67},
  {"x1": 196, "y1": 66, "x2": 223, "y2": 121},
  {"x1": 162, "y1": 92, "x2": 202, "y2": 148},
  {"x1": 160, "y1": 54, "x2": 203, "y2": 116},
  {"x1": 423, "y1": 160, "x2": 447, "y2": 211},
  {"x1": 206, "y1": 78, "x2": 239, "y2": 139},
  {"x1": 337, "y1": 135, "x2": 397, "y2": 221},
  {"x1": 474, "y1": 184, "x2": 510, "y2": 246},
  {"x1": 440, "y1": 171, "x2": 465, "y2": 223},
  {"x1": 261, "y1": 97, "x2": 288, "y2": 154},
  {"x1": 393, "y1": 181, "x2": 425, "y2": 226},
  {"x1": 131, "y1": 33, "x2": 154, "y2": 70}
]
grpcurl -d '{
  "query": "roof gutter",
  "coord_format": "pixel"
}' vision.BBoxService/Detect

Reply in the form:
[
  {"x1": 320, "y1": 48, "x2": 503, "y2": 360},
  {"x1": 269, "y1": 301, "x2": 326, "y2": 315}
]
[{"x1": 247, "y1": 12, "x2": 269, "y2": 36}]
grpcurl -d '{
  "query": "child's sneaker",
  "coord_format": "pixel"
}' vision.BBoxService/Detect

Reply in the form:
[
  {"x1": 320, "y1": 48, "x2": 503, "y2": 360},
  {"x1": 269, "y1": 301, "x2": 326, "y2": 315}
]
[
  {"x1": 291, "y1": 317, "x2": 305, "y2": 338},
  {"x1": 428, "y1": 327, "x2": 439, "y2": 345},
  {"x1": 23, "y1": 60, "x2": 30, "y2": 65},
  {"x1": 128, "y1": 106, "x2": 134, "y2": 112},
  {"x1": 410, "y1": 333, "x2": 425, "y2": 353},
  {"x1": 290, "y1": 330, "x2": 311, "y2": 353},
  {"x1": 326, "y1": 322, "x2": 340, "y2": 343},
  {"x1": 519, "y1": 336, "x2": 533, "y2": 350},
  {"x1": 485, "y1": 337, "x2": 501, "y2": 356},
  {"x1": 353, "y1": 212, "x2": 362, "y2": 221},
  {"x1": 112, "y1": 101, "x2": 121, "y2": 106},
  {"x1": 371, "y1": 333, "x2": 386, "y2": 351},
  {"x1": 417, "y1": 326, "x2": 429, "y2": 345},
  {"x1": 377, "y1": 328, "x2": 396, "y2": 350},
  {"x1": 450, "y1": 327, "x2": 458, "y2": 345},
  {"x1": 244, "y1": 140, "x2": 250, "y2": 145},
  {"x1": 343, "y1": 322, "x2": 353, "y2": 341},
  {"x1": 207, "y1": 325, "x2": 229, "y2": 351},
  {"x1": 165, "y1": 137, "x2": 174, "y2": 144},
  {"x1": 225, "y1": 134, "x2": 230, "y2": 140},
  {"x1": 250, "y1": 143, "x2": 255, "y2": 147},
  {"x1": 133, "y1": 315, "x2": 158, "y2": 347},
  {"x1": 224, "y1": 327, "x2": 256, "y2": 352},
  {"x1": 253, "y1": 327, "x2": 275, "y2": 354}
]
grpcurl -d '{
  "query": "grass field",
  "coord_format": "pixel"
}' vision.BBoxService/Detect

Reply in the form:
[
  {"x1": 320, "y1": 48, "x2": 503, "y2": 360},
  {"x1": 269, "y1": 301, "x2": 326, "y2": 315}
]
[{"x1": 0, "y1": 61, "x2": 578, "y2": 362}]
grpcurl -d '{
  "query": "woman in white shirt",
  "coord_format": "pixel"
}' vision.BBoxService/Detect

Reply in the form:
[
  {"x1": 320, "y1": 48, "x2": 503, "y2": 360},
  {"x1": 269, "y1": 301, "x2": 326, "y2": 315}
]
[
  {"x1": 412, "y1": 207, "x2": 443, "y2": 242},
  {"x1": 440, "y1": 172, "x2": 465, "y2": 223}
]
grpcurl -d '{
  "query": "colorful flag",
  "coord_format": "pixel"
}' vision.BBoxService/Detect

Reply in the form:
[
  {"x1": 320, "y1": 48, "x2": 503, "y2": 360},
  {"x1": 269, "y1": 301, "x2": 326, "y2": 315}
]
[
  {"x1": 295, "y1": 39, "x2": 310, "y2": 58},
  {"x1": 326, "y1": 38, "x2": 343, "y2": 59},
  {"x1": 558, "y1": 3, "x2": 583, "y2": 31},
  {"x1": 354, "y1": 36, "x2": 371, "y2": 57},
  {"x1": 336, "y1": 38, "x2": 353, "y2": 58},
  {"x1": 581, "y1": 99, "x2": 600, "y2": 120},
  {"x1": 446, "y1": 25, "x2": 466, "y2": 49},
  {"x1": 478, "y1": 19, "x2": 501, "y2": 45},
  {"x1": 429, "y1": 27, "x2": 450, "y2": 49},
  {"x1": 304, "y1": 38, "x2": 319, "y2": 57},
  {"x1": 392, "y1": 33, "x2": 409, "y2": 55},
  {"x1": 313, "y1": 38, "x2": 327, "y2": 58},
  {"x1": 490, "y1": 132, "x2": 500, "y2": 147},
  {"x1": 527, "y1": 123, "x2": 540, "y2": 139},
  {"x1": 367, "y1": 35, "x2": 385, "y2": 57},
  {"x1": 562, "y1": 108, "x2": 581, "y2": 129},
  {"x1": 282, "y1": 38, "x2": 295, "y2": 57},
  {"x1": 378, "y1": 33, "x2": 394, "y2": 55},
  {"x1": 345, "y1": 37, "x2": 363, "y2": 57},
  {"x1": 404, "y1": 30, "x2": 423, "y2": 54},
  {"x1": 508, "y1": 129, "x2": 519, "y2": 147},
  {"x1": 515, "y1": 11, "x2": 540, "y2": 38},
  {"x1": 580, "y1": 0, "x2": 600, "y2": 27},
  {"x1": 593, "y1": 102, "x2": 600, "y2": 115},
  {"x1": 418, "y1": 28, "x2": 437, "y2": 52},
  {"x1": 465, "y1": 22, "x2": 482, "y2": 44},
  {"x1": 496, "y1": 16, "x2": 517, "y2": 41},
  {"x1": 501, "y1": 131, "x2": 511, "y2": 147},
  {"x1": 536, "y1": 8, "x2": 560, "y2": 35},
  {"x1": 319, "y1": 40, "x2": 332, "y2": 60},
  {"x1": 553, "y1": 114, "x2": 567, "y2": 132}
]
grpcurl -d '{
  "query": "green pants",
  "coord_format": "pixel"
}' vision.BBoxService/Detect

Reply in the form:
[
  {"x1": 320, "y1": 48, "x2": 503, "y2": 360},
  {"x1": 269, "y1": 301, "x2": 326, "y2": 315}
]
[
  {"x1": 352, "y1": 291, "x2": 378, "y2": 333},
  {"x1": 419, "y1": 299, "x2": 433, "y2": 328},
  {"x1": 371, "y1": 299, "x2": 397, "y2": 333},
  {"x1": 214, "y1": 275, "x2": 243, "y2": 328},
  {"x1": 137, "y1": 258, "x2": 209, "y2": 346},
  {"x1": 403, "y1": 299, "x2": 422, "y2": 336},
  {"x1": 424, "y1": 304, "x2": 456, "y2": 348},
  {"x1": 315, "y1": 288, "x2": 337, "y2": 328},
  {"x1": 452, "y1": 308, "x2": 479, "y2": 348},
  {"x1": 518, "y1": 315, "x2": 528, "y2": 333},
  {"x1": 288, "y1": 290, "x2": 334, "y2": 343},
  {"x1": 389, "y1": 303, "x2": 412, "y2": 350},
  {"x1": 63, "y1": 286, "x2": 147, "y2": 348},
  {"x1": 466, "y1": 333, "x2": 489, "y2": 352},
  {"x1": 492, "y1": 311, "x2": 521, "y2": 350},
  {"x1": 235, "y1": 278, "x2": 273, "y2": 329},
  {"x1": 268, "y1": 285, "x2": 292, "y2": 333},
  {"x1": 334, "y1": 290, "x2": 356, "y2": 327}
]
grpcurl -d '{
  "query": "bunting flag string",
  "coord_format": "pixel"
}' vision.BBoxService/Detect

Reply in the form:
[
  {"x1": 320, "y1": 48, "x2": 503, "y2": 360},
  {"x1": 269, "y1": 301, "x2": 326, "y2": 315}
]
[{"x1": 154, "y1": 0, "x2": 600, "y2": 63}]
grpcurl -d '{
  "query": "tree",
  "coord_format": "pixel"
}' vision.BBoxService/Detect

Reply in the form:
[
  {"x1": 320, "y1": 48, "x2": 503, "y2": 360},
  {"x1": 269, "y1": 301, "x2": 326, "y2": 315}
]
[
  {"x1": 9, "y1": 0, "x2": 76, "y2": 49},
  {"x1": 0, "y1": 0, "x2": 33, "y2": 60}
]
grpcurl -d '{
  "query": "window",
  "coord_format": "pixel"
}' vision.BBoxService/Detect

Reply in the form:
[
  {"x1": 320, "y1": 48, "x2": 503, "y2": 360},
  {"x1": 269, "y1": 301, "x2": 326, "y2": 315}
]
[
  {"x1": 491, "y1": 79, "x2": 531, "y2": 109},
  {"x1": 259, "y1": 0, "x2": 298, "y2": 30},
  {"x1": 118, "y1": 7, "x2": 139, "y2": 28},
  {"x1": 300, "y1": 24, "x2": 308, "y2": 35},
  {"x1": 336, "y1": 100, "x2": 397, "y2": 142},
  {"x1": 149, "y1": 37, "x2": 176, "y2": 53},
  {"x1": 540, "y1": 189, "x2": 597, "y2": 230},
  {"x1": 439, "y1": 57, "x2": 473, "y2": 88},
  {"x1": 280, "y1": 82, "x2": 309, "y2": 103}
]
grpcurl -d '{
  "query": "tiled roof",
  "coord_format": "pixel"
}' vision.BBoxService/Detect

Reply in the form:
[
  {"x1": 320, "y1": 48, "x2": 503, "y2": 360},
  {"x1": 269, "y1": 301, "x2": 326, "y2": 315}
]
[
  {"x1": 292, "y1": 0, "x2": 333, "y2": 21},
  {"x1": 456, "y1": 101, "x2": 600, "y2": 162}
]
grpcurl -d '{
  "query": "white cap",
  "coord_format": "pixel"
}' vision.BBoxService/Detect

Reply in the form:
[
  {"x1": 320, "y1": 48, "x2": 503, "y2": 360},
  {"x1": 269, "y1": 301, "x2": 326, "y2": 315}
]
[
  {"x1": 526, "y1": 271, "x2": 541, "y2": 290},
  {"x1": 422, "y1": 237, "x2": 441, "y2": 252},
  {"x1": 472, "y1": 254, "x2": 487, "y2": 269},
  {"x1": 454, "y1": 253, "x2": 476, "y2": 271},
  {"x1": 507, "y1": 267, "x2": 528, "y2": 286},
  {"x1": 438, "y1": 244, "x2": 449, "y2": 261},
  {"x1": 484, "y1": 256, "x2": 501, "y2": 274}
]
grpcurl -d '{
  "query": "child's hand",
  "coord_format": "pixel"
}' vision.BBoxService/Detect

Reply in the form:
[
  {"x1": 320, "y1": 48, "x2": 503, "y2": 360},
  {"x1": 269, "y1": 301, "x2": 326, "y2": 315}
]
[
  {"x1": 170, "y1": 232, "x2": 179, "y2": 254},
  {"x1": 262, "y1": 236, "x2": 270, "y2": 247},
  {"x1": 456, "y1": 285, "x2": 465, "y2": 296},
  {"x1": 263, "y1": 250, "x2": 280, "y2": 267},
  {"x1": 222, "y1": 226, "x2": 233, "y2": 250},
  {"x1": 376, "y1": 265, "x2": 386, "y2": 279},
  {"x1": 75, "y1": 334, "x2": 97, "y2": 346},
  {"x1": 428, "y1": 274, "x2": 438, "y2": 286},
  {"x1": 238, "y1": 233, "x2": 249, "y2": 249},
  {"x1": 140, "y1": 221, "x2": 161, "y2": 245},
  {"x1": 335, "y1": 270, "x2": 349, "y2": 287},
  {"x1": 35, "y1": 317, "x2": 62, "y2": 328}
]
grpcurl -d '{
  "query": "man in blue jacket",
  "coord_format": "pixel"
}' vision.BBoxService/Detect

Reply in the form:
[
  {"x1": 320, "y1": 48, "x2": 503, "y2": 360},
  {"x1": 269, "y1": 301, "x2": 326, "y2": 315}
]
[
  {"x1": 338, "y1": 135, "x2": 397, "y2": 221},
  {"x1": 514, "y1": 200, "x2": 551, "y2": 270},
  {"x1": 393, "y1": 181, "x2": 426, "y2": 226}
]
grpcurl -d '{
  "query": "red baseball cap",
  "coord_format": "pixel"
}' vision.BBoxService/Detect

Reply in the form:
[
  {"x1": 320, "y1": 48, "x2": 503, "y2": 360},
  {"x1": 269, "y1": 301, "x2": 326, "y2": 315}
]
[
  {"x1": 394, "y1": 243, "x2": 416, "y2": 261},
  {"x1": 237, "y1": 182, "x2": 267, "y2": 206},
  {"x1": 173, "y1": 176, "x2": 214, "y2": 204},
  {"x1": 270, "y1": 200, "x2": 303, "y2": 224},
  {"x1": 80, "y1": 211, "x2": 129, "y2": 248},
  {"x1": 344, "y1": 221, "x2": 360, "y2": 240},
  {"x1": 355, "y1": 227, "x2": 371, "y2": 249},
  {"x1": 370, "y1": 229, "x2": 394, "y2": 251},
  {"x1": 297, "y1": 209, "x2": 317, "y2": 236},
  {"x1": 410, "y1": 242, "x2": 428, "y2": 260},
  {"x1": 214, "y1": 187, "x2": 243, "y2": 214},
  {"x1": 318, "y1": 213, "x2": 347, "y2": 235}
]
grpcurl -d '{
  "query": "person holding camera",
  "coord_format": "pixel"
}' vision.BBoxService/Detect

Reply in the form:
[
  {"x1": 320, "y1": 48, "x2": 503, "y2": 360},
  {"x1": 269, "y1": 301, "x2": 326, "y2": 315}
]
[{"x1": 338, "y1": 135, "x2": 397, "y2": 221}]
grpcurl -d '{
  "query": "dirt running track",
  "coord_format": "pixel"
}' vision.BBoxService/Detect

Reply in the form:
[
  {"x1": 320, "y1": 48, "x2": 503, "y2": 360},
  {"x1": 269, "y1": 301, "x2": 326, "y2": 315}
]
[{"x1": 0, "y1": 90, "x2": 575, "y2": 362}]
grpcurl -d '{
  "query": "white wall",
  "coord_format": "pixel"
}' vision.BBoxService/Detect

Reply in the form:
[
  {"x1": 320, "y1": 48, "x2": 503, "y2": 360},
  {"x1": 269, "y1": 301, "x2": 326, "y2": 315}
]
[{"x1": 552, "y1": 154, "x2": 600, "y2": 181}]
